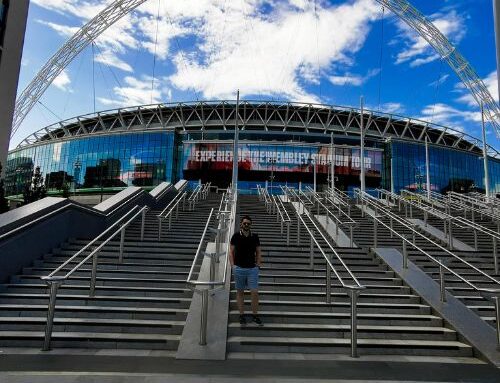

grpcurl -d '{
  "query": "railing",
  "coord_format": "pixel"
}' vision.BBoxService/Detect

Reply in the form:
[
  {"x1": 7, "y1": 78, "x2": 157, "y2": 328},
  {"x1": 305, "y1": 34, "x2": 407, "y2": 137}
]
[
  {"x1": 281, "y1": 186, "x2": 365, "y2": 357},
  {"x1": 157, "y1": 191, "x2": 187, "y2": 240},
  {"x1": 271, "y1": 194, "x2": 291, "y2": 246},
  {"x1": 303, "y1": 187, "x2": 357, "y2": 247},
  {"x1": 354, "y1": 188, "x2": 500, "y2": 347},
  {"x1": 187, "y1": 184, "x2": 205, "y2": 210},
  {"x1": 448, "y1": 191, "x2": 500, "y2": 220},
  {"x1": 186, "y1": 188, "x2": 237, "y2": 345},
  {"x1": 40, "y1": 204, "x2": 150, "y2": 351},
  {"x1": 380, "y1": 189, "x2": 500, "y2": 273}
]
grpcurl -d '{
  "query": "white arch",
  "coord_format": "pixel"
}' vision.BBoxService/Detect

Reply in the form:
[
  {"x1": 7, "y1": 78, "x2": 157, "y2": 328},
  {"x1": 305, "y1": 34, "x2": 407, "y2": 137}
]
[{"x1": 11, "y1": 0, "x2": 500, "y2": 140}]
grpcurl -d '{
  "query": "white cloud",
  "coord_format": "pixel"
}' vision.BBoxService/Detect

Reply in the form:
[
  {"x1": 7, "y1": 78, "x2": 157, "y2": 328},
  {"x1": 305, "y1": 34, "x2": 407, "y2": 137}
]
[
  {"x1": 394, "y1": 10, "x2": 466, "y2": 67},
  {"x1": 328, "y1": 68, "x2": 380, "y2": 87},
  {"x1": 53, "y1": 69, "x2": 72, "y2": 92},
  {"x1": 95, "y1": 50, "x2": 133, "y2": 73},
  {"x1": 419, "y1": 103, "x2": 481, "y2": 128},
  {"x1": 33, "y1": 0, "x2": 383, "y2": 103},
  {"x1": 97, "y1": 75, "x2": 172, "y2": 107},
  {"x1": 429, "y1": 73, "x2": 449, "y2": 87},
  {"x1": 380, "y1": 102, "x2": 405, "y2": 114},
  {"x1": 169, "y1": 0, "x2": 381, "y2": 101}
]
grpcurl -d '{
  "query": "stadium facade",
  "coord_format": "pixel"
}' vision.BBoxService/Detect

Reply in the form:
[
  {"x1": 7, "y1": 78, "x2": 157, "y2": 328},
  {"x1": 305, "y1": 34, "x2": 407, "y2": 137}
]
[{"x1": 5, "y1": 101, "x2": 500, "y2": 197}]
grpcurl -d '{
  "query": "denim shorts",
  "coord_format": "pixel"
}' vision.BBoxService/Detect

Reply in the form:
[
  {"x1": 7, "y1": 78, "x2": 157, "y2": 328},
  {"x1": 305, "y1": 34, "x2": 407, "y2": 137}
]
[{"x1": 233, "y1": 266, "x2": 259, "y2": 290}]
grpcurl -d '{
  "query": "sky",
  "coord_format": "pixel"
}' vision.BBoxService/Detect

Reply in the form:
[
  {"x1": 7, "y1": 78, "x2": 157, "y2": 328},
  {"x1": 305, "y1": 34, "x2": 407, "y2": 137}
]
[{"x1": 12, "y1": 0, "x2": 500, "y2": 152}]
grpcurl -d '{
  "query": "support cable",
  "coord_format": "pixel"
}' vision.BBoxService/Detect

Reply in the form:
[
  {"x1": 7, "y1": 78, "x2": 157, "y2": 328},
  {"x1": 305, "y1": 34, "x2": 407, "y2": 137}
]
[
  {"x1": 377, "y1": 6, "x2": 385, "y2": 111},
  {"x1": 37, "y1": 100, "x2": 62, "y2": 121},
  {"x1": 429, "y1": 58, "x2": 445, "y2": 125},
  {"x1": 151, "y1": 0, "x2": 161, "y2": 104},
  {"x1": 165, "y1": 10, "x2": 200, "y2": 101},
  {"x1": 314, "y1": 0, "x2": 322, "y2": 99}
]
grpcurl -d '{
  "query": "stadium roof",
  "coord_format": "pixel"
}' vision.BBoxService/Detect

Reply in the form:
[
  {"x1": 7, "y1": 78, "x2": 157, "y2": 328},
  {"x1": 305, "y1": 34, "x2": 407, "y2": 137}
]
[{"x1": 14, "y1": 100, "x2": 500, "y2": 159}]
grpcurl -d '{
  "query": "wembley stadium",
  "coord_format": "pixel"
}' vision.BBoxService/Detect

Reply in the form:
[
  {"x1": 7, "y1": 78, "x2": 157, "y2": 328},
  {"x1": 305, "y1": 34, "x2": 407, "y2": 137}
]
[{"x1": 4, "y1": 100, "x2": 500, "y2": 198}]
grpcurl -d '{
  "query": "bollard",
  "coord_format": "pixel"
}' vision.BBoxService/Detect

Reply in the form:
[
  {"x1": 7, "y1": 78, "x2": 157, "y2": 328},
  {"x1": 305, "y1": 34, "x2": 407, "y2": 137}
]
[
  {"x1": 439, "y1": 264, "x2": 446, "y2": 302},
  {"x1": 41, "y1": 276, "x2": 66, "y2": 351},
  {"x1": 199, "y1": 289, "x2": 209, "y2": 345}
]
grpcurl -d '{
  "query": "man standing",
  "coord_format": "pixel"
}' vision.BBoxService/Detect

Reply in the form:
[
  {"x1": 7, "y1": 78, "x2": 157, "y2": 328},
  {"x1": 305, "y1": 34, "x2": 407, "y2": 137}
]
[{"x1": 230, "y1": 215, "x2": 263, "y2": 326}]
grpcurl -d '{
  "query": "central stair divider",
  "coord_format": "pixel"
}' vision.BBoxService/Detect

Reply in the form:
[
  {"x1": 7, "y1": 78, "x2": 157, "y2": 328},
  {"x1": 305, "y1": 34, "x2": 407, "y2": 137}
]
[{"x1": 177, "y1": 189, "x2": 237, "y2": 360}]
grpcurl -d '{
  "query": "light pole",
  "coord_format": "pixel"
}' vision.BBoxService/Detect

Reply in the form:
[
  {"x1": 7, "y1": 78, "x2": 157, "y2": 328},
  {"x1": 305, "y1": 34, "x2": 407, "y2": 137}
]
[
  {"x1": 360, "y1": 96, "x2": 366, "y2": 193},
  {"x1": 231, "y1": 90, "x2": 240, "y2": 194},
  {"x1": 425, "y1": 137, "x2": 431, "y2": 199},
  {"x1": 330, "y1": 133, "x2": 335, "y2": 192},
  {"x1": 481, "y1": 102, "x2": 491, "y2": 198},
  {"x1": 269, "y1": 158, "x2": 276, "y2": 194}
]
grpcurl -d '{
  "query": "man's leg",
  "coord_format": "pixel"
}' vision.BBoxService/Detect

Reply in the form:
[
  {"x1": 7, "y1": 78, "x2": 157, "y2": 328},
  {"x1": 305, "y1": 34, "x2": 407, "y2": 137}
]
[
  {"x1": 250, "y1": 289, "x2": 259, "y2": 315},
  {"x1": 236, "y1": 289, "x2": 245, "y2": 315}
]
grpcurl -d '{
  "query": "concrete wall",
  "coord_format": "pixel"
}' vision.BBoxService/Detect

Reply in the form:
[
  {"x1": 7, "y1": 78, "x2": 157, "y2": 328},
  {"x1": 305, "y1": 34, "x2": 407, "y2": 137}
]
[
  {"x1": 0, "y1": 0, "x2": 30, "y2": 173},
  {"x1": 0, "y1": 186, "x2": 159, "y2": 284}
]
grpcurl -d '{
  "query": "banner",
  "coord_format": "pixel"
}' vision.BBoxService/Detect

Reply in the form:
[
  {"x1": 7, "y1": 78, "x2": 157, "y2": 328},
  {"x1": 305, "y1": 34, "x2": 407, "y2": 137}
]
[{"x1": 182, "y1": 142, "x2": 382, "y2": 177}]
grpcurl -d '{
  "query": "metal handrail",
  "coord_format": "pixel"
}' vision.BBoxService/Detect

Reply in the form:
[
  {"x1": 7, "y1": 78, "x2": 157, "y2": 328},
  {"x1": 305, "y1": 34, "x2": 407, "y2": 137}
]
[
  {"x1": 40, "y1": 204, "x2": 149, "y2": 351},
  {"x1": 448, "y1": 191, "x2": 500, "y2": 219},
  {"x1": 285, "y1": 192, "x2": 364, "y2": 357},
  {"x1": 355, "y1": 188, "x2": 500, "y2": 346},
  {"x1": 157, "y1": 192, "x2": 187, "y2": 240},
  {"x1": 381, "y1": 189, "x2": 500, "y2": 241},
  {"x1": 355, "y1": 189, "x2": 500, "y2": 287},
  {"x1": 403, "y1": 189, "x2": 500, "y2": 232},
  {"x1": 186, "y1": 190, "x2": 237, "y2": 345},
  {"x1": 270, "y1": 194, "x2": 291, "y2": 246},
  {"x1": 158, "y1": 190, "x2": 186, "y2": 217}
]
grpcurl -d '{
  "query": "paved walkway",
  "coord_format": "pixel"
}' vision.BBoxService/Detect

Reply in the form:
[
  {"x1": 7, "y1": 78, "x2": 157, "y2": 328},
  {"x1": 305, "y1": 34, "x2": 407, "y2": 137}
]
[{"x1": 0, "y1": 354, "x2": 499, "y2": 382}]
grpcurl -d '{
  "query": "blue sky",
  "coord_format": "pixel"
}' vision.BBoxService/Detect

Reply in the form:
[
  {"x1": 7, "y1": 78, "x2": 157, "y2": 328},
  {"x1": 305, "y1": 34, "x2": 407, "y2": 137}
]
[{"x1": 12, "y1": 0, "x2": 500, "y2": 152}]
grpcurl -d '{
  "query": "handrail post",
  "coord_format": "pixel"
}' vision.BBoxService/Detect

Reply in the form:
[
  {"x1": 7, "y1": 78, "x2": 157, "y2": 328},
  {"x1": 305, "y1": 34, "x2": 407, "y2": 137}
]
[
  {"x1": 158, "y1": 217, "x2": 162, "y2": 241},
  {"x1": 41, "y1": 276, "x2": 65, "y2": 351},
  {"x1": 297, "y1": 215, "x2": 301, "y2": 246},
  {"x1": 373, "y1": 216, "x2": 378, "y2": 248},
  {"x1": 119, "y1": 226, "x2": 125, "y2": 263},
  {"x1": 439, "y1": 263, "x2": 447, "y2": 302},
  {"x1": 493, "y1": 237, "x2": 498, "y2": 275},
  {"x1": 286, "y1": 222, "x2": 290, "y2": 246},
  {"x1": 494, "y1": 296, "x2": 500, "y2": 348},
  {"x1": 349, "y1": 288, "x2": 361, "y2": 358},
  {"x1": 402, "y1": 239, "x2": 408, "y2": 269},
  {"x1": 168, "y1": 213, "x2": 172, "y2": 231},
  {"x1": 309, "y1": 230, "x2": 314, "y2": 269},
  {"x1": 140, "y1": 208, "x2": 146, "y2": 241},
  {"x1": 90, "y1": 250, "x2": 99, "y2": 297},
  {"x1": 448, "y1": 219, "x2": 453, "y2": 250},
  {"x1": 390, "y1": 217, "x2": 394, "y2": 238},
  {"x1": 326, "y1": 262, "x2": 331, "y2": 304},
  {"x1": 473, "y1": 228, "x2": 478, "y2": 250},
  {"x1": 199, "y1": 289, "x2": 209, "y2": 345},
  {"x1": 350, "y1": 225, "x2": 354, "y2": 247}
]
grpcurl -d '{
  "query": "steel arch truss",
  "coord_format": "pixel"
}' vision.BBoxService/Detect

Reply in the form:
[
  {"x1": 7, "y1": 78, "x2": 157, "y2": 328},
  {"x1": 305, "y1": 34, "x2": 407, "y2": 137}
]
[
  {"x1": 11, "y1": 0, "x2": 500, "y2": 140},
  {"x1": 14, "y1": 101, "x2": 500, "y2": 159}
]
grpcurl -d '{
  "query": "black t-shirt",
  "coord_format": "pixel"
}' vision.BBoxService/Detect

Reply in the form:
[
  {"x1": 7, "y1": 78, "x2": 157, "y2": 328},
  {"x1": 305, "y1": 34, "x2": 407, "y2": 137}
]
[{"x1": 230, "y1": 231, "x2": 261, "y2": 268}]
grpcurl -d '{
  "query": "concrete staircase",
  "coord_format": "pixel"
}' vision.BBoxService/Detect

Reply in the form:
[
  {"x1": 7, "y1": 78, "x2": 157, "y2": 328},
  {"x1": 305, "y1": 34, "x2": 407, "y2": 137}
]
[
  {"x1": 0, "y1": 193, "x2": 221, "y2": 350},
  {"x1": 350, "y1": 199, "x2": 499, "y2": 329},
  {"x1": 227, "y1": 195, "x2": 474, "y2": 358}
]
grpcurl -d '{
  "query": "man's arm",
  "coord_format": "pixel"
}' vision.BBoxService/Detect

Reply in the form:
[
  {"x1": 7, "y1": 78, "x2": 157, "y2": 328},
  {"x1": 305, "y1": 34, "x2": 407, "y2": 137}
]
[
  {"x1": 229, "y1": 245, "x2": 235, "y2": 267},
  {"x1": 256, "y1": 246, "x2": 262, "y2": 267}
]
